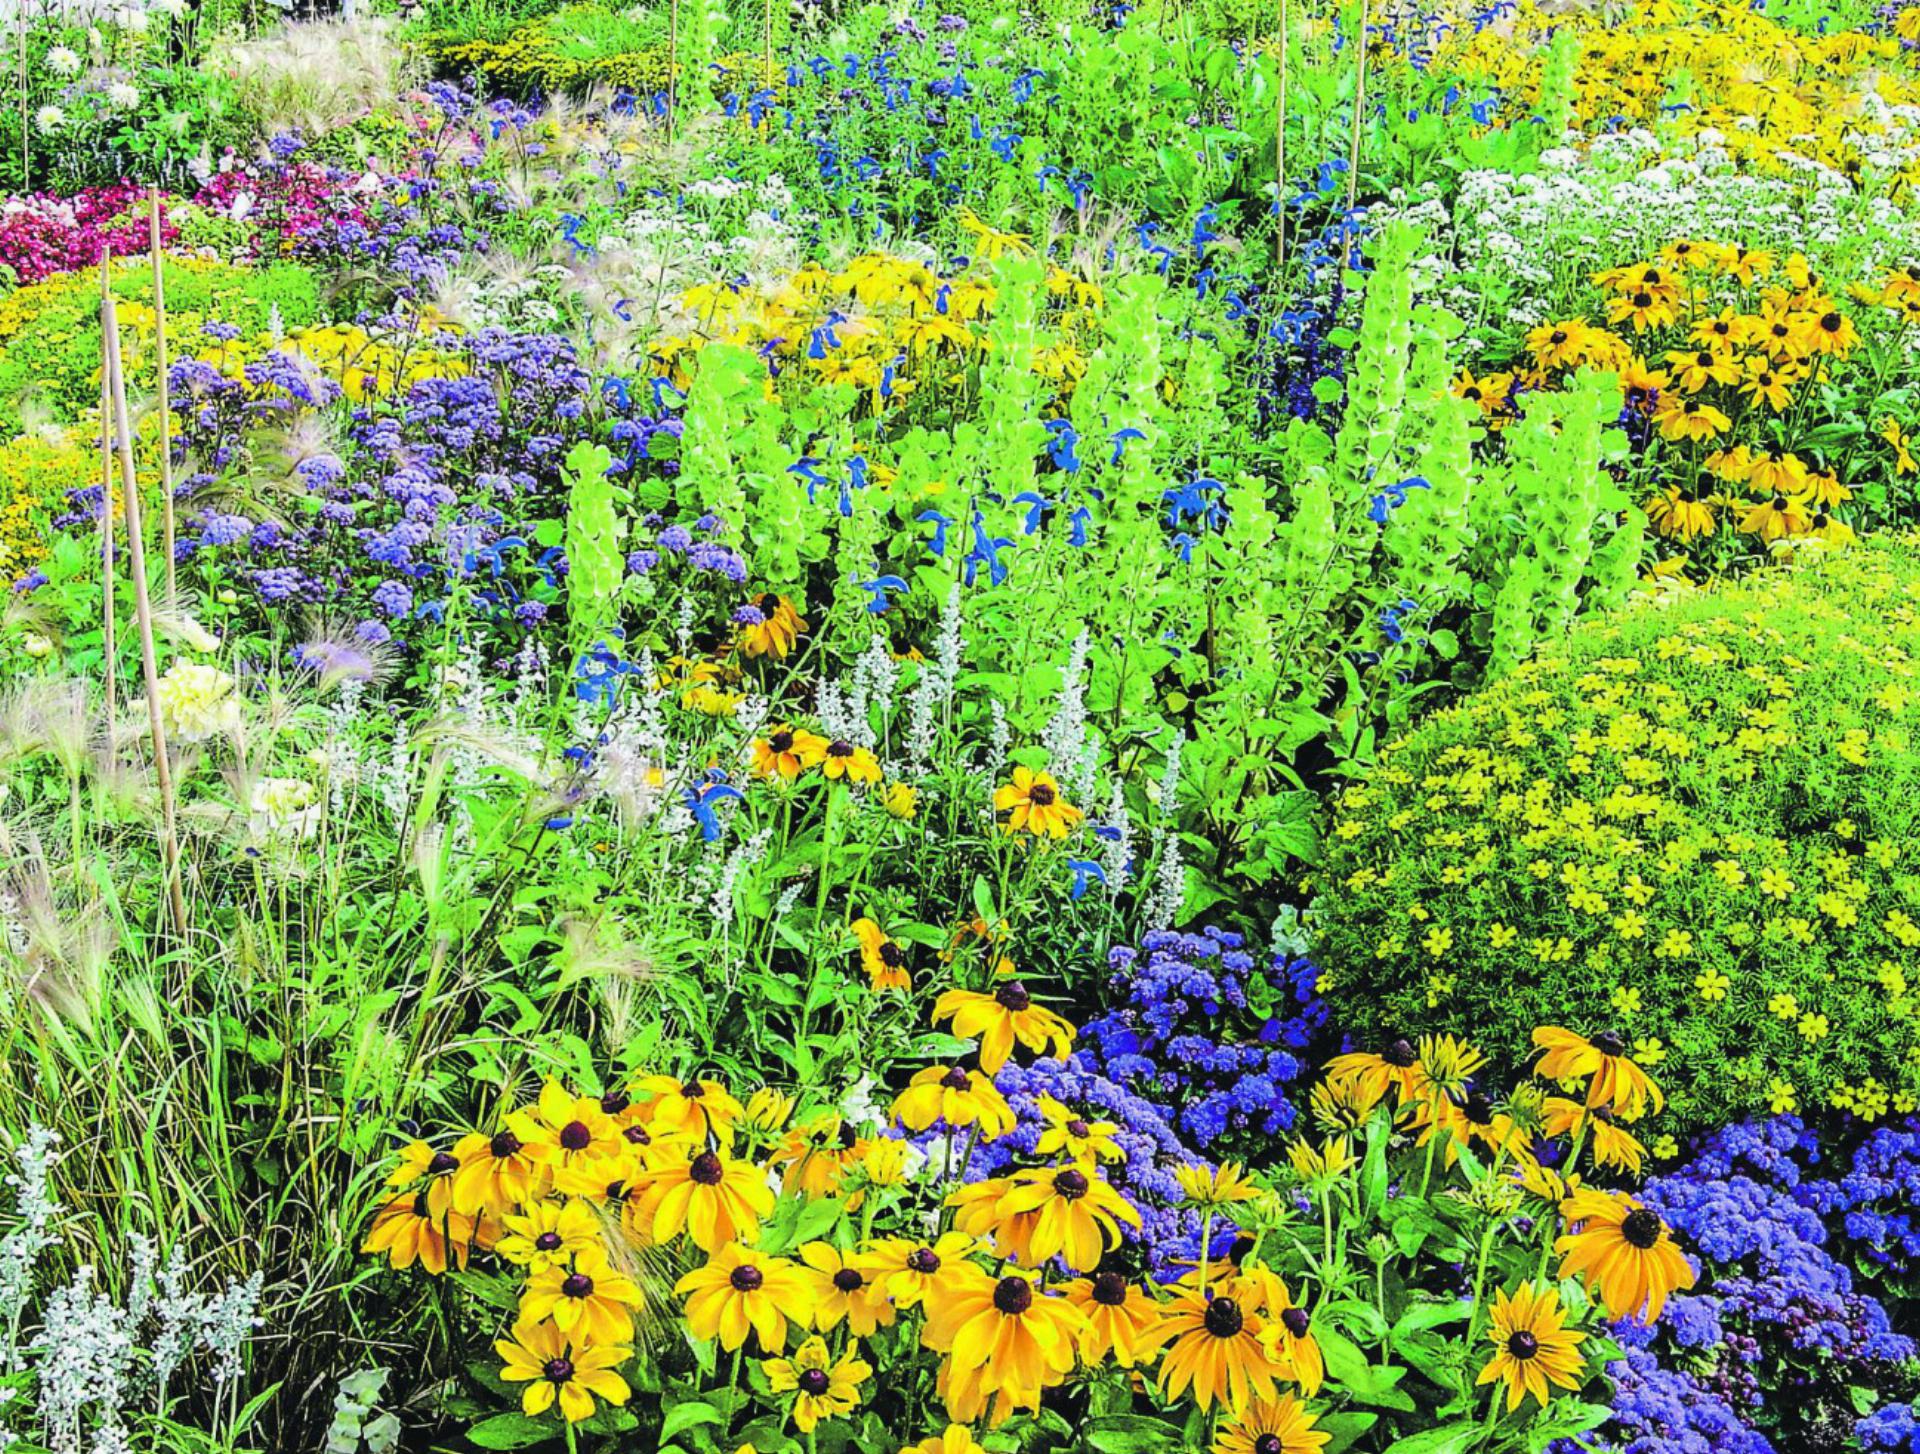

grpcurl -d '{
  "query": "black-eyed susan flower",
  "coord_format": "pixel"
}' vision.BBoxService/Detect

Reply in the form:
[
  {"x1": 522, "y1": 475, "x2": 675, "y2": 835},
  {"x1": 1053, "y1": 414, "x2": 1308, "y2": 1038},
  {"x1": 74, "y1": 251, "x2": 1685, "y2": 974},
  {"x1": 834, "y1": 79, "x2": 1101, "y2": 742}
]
[
  {"x1": 1476, "y1": 1283, "x2": 1585, "y2": 1412},
  {"x1": 948, "y1": 1176, "x2": 1040, "y2": 1265},
  {"x1": 1793, "y1": 305, "x2": 1859, "y2": 357},
  {"x1": 1174, "y1": 1161, "x2": 1260, "y2": 1209},
  {"x1": 859, "y1": 1231, "x2": 976, "y2": 1310},
  {"x1": 1643, "y1": 486, "x2": 1717, "y2": 541},
  {"x1": 1212, "y1": 1394, "x2": 1332, "y2": 1454},
  {"x1": 992, "y1": 766, "x2": 1083, "y2": 839},
  {"x1": 1542, "y1": 1098, "x2": 1645, "y2": 1174},
  {"x1": 634, "y1": 1074, "x2": 745, "y2": 1146},
  {"x1": 1064, "y1": 1270, "x2": 1161, "y2": 1367},
  {"x1": 997, "y1": 1163, "x2": 1143, "y2": 1272},
  {"x1": 1884, "y1": 418, "x2": 1917, "y2": 475},
  {"x1": 932, "y1": 980, "x2": 1075, "y2": 1073},
  {"x1": 800, "y1": 1241, "x2": 896, "y2": 1336},
  {"x1": 1606, "y1": 283, "x2": 1677, "y2": 333},
  {"x1": 361, "y1": 1191, "x2": 481, "y2": 1275},
  {"x1": 882, "y1": 781, "x2": 918, "y2": 818},
  {"x1": 821, "y1": 739, "x2": 882, "y2": 784},
  {"x1": 1033, "y1": 1096, "x2": 1123, "y2": 1163},
  {"x1": 751, "y1": 724, "x2": 831, "y2": 781},
  {"x1": 1152, "y1": 1289, "x2": 1282, "y2": 1414},
  {"x1": 631, "y1": 1141, "x2": 773, "y2": 1251},
  {"x1": 1526, "y1": 319, "x2": 1597, "y2": 371},
  {"x1": 1663, "y1": 347, "x2": 1740, "y2": 393},
  {"x1": 744, "y1": 1086, "x2": 796, "y2": 1134},
  {"x1": 735, "y1": 593, "x2": 807, "y2": 659},
  {"x1": 1807, "y1": 510, "x2": 1856, "y2": 547},
  {"x1": 1652, "y1": 395, "x2": 1731, "y2": 442},
  {"x1": 387, "y1": 1140, "x2": 462, "y2": 1219},
  {"x1": 892, "y1": 1065, "x2": 1016, "y2": 1136},
  {"x1": 901, "y1": 1428, "x2": 987, "y2": 1454},
  {"x1": 1241, "y1": 1271, "x2": 1324, "y2": 1396},
  {"x1": 495, "y1": 1318, "x2": 631, "y2": 1423},
  {"x1": 1556, "y1": 1189, "x2": 1695, "y2": 1323},
  {"x1": 1323, "y1": 1036, "x2": 1421, "y2": 1111},
  {"x1": 1532, "y1": 1027, "x2": 1664, "y2": 1120},
  {"x1": 496, "y1": 1197, "x2": 603, "y2": 1272},
  {"x1": 1739, "y1": 357, "x2": 1797, "y2": 411},
  {"x1": 508, "y1": 1083, "x2": 625, "y2": 1197},
  {"x1": 763, "y1": 1335, "x2": 871, "y2": 1433},
  {"x1": 771, "y1": 1113, "x2": 864, "y2": 1199},
  {"x1": 922, "y1": 1269, "x2": 1087, "y2": 1425},
  {"x1": 1740, "y1": 490, "x2": 1812, "y2": 542},
  {"x1": 852, "y1": 917, "x2": 911, "y2": 992},
  {"x1": 676, "y1": 1243, "x2": 821, "y2": 1352},
  {"x1": 521, "y1": 1246, "x2": 644, "y2": 1345},
  {"x1": 450, "y1": 1127, "x2": 541, "y2": 1218}
]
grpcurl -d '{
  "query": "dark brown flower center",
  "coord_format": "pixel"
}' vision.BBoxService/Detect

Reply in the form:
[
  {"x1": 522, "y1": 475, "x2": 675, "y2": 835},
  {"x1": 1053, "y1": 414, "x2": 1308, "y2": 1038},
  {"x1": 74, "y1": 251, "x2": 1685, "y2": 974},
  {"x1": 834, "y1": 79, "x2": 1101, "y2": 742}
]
[
  {"x1": 427, "y1": 1151, "x2": 460, "y2": 1176},
  {"x1": 543, "y1": 1357, "x2": 575, "y2": 1384},
  {"x1": 798, "y1": 1368, "x2": 831, "y2": 1396},
  {"x1": 534, "y1": 1231, "x2": 563, "y2": 1252},
  {"x1": 828, "y1": 740, "x2": 854, "y2": 757},
  {"x1": 561, "y1": 1273, "x2": 594, "y2": 1299},
  {"x1": 490, "y1": 1131, "x2": 524, "y2": 1159},
  {"x1": 1053, "y1": 1168, "x2": 1090, "y2": 1200},
  {"x1": 1091, "y1": 1271, "x2": 1128, "y2": 1306},
  {"x1": 833, "y1": 1268, "x2": 865, "y2": 1292},
  {"x1": 1820, "y1": 311, "x2": 1842, "y2": 332},
  {"x1": 730, "y1": 1264, "x2": 764, "y2": 1291},
  {"x1": 624, "y1": 1124, "x2": 650, "y2": 1145},
  {"x1": 993, "y1": 1276, "x2": 1034, "y2": 1315},
  {"x1": 689, "y1": 1151, "x2": 725, "y2": 1186},
  {"x1": 1028, "y1": 782, "x2": 1056, "y2": 806},
  {"x1": 941, "y1": 1067, "x2": 972, "y2": 1091},
  {"x1": 1255, "y1": 1438, "x2": 1284, "y2": 1454},
  {"x1": 1203, "y1": 1296, "x2": 1245, "y2": 1338},
  {"x1": 1383, "y1": 1038, "x2": 1418, "y2": 1068},
  {"x1": 559, "y1": 1121, "x2": 593, "y2": 1152},
  {"x1": 1464, "y1": 1091, "x2": 1495, "y2": 1126},
  {"x1": 1507, "y1": 1330, "x2": 1540, "y2": 1360},
  {"x1": 878, "y1": 942, "x2": 904, "y2": 967},
  {"x1": 907, "y1": 1248, "x2": 941, "y2": 1274},
  {"x1": 995, "y1": 982, "x2": 1032, "y2": 1012},
  {"x1": 600, "y1": 1090, "x2": 630, "y2": 1115},
  {"x1": 1632, "y1": 291, "x2": 1653, "y2": 308},
  {"x1": 1622, "y1": 1208, "x2": 1664, "y2": 1249},
  {"x1": 1589, "y1": 1030, "x2": 1627, "y2": 1057},
  {"x1": 1281, "y1": 1306, "x2": 1312, "y2": 1337},
  {"x1": 769, "y1": 731, "x2": 795, "y2": 752},
  {"x1": 1068, "y1": 1119, "x2": 1091, "y2": 1138}
]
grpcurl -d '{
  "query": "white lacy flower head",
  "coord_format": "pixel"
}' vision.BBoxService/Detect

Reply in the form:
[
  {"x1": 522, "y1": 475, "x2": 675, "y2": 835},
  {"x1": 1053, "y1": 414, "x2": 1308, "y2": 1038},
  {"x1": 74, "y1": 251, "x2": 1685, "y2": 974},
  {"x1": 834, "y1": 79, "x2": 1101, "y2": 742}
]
[
  {"x1": 154, "y1": 662, "x2": 240, "y2": 743},
  {"x1": 249, "y1": 778, "x2": 321, "y2": 839},
  {"x1": 33, "y1": 107, "x2": 65, "y2": 135},
  {"x1": 46, "y1": 46, "x2": 81, "y2": 76},
  {"x1": 116, "y1": 7, "x2": 149, "y2": 33},
  {"x1": 104, "y1": 81, "x2": 140, "y2": 110}
]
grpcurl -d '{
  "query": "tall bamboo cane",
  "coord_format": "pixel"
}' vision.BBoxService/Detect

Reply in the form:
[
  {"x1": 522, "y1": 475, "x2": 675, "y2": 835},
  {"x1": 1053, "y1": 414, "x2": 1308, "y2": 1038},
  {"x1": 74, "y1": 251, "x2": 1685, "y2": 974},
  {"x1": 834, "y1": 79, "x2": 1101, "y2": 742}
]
[
  {"x1": 99, "y1": 261, "x2": 117, "y2": 730},
  {"x1": 1343, "y1": 0, "x2": 1368, "y2": 272},
  {"x1": 149, "y1": 188, "x2": 177, "y2": 603}
]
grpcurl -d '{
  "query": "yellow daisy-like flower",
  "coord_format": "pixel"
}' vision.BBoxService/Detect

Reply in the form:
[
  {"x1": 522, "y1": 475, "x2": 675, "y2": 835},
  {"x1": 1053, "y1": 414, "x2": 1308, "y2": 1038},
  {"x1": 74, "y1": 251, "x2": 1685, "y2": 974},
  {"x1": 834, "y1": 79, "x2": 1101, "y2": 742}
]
[
  {"x1": 1150, "y1": 1288, "x2": 1283, "y2": 1414},
  {"x1": 751, "y1": 723, "x2": 831, "y2": 781},
  {"x1": 992, "y1": 765, "x2": 1084, "y2": 839},
  {"x1": 891, "y1": 1064, "x2": 1017, "y2": 1136},
  {"x1": 1530, "y1": 1027, "x2": 1664, "y2": 1121},
  {"x1": 495, "y1": 1198, "x2": 603, "y2": 1273},
  {"x1": 931, "y1": 980, "x2": 1075, "y2": 1073},
  {"x1": 1033, "y1": 1097, "x2": 1124, "y2": 1163},
  {"x1": 1211, "y1": 1394, "x2": 1332, "y2": 1454},
  {"x1": 520, "y1": 1247, "x2": 644, "y2": 1346},
  {"x1": 1174, "y1": 1161, "x2": 1260, "y2": 1208},
  {"x1": 822, "y1": 739, "x2": 883, "y2": 784},
  {"x1": 1475, "y1": 1283, "x2": 1586, "y2": 1412},
  {"x1": 675, "y1": 1243, "x2": 821, "y2": 1352},
  {"x1": 735, "y1": 592, "x2": 808, "y2": 659},
  {"x1": 899, "y1": 1429, "x2": 987, "y2": 1454},
  {"x1": 997, "y1": 1162, "x2": 1143, "y2": 1273},
  {"x1": 1063, "y1": 1271, "x2": 1162, "y2": 1367},
  {"x1": 801, "y1": 1241, "x2": 897, "y2": 1337},
  {"x1": 922, "y1": 1268, "x2": 1087, "y2": 1426},
  {"x1": 1555, "y1": 1189, "x2": 1697, "y2": 1324},
  {"x1": 763, "y1": 1336, "x2": 871, "y2": 1433},
  {"x1": 507, "y1": 1082, "x2": 625, "y2": 1197},
  {"x1": 629, "y1": 1141, "x2": 774, "y2": 1252},
  {"x1": 494, "y1": 1319, "x2": 630, "y2": 1424},
  {"x1": 852, "y1": 917, "x2": 911, "y2": 992}
]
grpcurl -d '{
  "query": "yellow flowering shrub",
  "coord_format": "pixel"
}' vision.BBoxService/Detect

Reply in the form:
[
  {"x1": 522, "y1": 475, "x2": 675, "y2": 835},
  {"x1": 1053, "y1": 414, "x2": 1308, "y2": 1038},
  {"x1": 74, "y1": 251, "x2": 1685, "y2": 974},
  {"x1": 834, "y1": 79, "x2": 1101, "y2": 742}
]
[{"x1": 1315, "y1": 535, "x2": 1920, "y2": 1134}]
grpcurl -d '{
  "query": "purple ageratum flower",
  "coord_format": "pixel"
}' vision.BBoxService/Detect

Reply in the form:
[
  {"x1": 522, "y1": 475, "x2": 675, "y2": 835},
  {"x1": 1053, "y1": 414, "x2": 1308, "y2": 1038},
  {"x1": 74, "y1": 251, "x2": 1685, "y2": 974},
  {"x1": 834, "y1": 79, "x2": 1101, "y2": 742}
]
[{"x1": 370, "y1": 580, "x2": 414, "y2": 619}]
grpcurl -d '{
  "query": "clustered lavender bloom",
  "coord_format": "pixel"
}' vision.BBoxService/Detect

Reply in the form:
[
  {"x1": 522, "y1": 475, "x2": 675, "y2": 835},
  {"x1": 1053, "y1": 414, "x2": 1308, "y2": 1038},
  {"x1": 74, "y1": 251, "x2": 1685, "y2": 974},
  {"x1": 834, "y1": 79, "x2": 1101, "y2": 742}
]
[{"x1": 1077, "y1": 928, "x2": 1325, "y2": 1153}]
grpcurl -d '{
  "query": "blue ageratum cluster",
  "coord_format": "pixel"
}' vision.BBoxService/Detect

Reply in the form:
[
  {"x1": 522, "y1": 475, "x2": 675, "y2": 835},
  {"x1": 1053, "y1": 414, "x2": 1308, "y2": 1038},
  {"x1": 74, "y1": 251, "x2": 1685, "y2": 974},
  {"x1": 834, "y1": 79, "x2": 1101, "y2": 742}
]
[
  {"x1": 1576, "y1": 1116, "x2": 1920, "y2": 1454},
  {"x1": 1075, "y1": 927, "x2": 1326, "y2": 1155}
]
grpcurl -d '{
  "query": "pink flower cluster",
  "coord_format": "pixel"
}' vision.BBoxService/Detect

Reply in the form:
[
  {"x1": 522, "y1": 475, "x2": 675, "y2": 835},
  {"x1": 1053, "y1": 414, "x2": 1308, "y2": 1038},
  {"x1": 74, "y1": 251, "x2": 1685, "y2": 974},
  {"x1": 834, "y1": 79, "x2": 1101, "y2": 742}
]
[
  {"x1": 0, "y1": 182, "x2": 181, "y2": 284},
  {"x1": 194, "y1": 159, "x2": 372, "y2": 253}
]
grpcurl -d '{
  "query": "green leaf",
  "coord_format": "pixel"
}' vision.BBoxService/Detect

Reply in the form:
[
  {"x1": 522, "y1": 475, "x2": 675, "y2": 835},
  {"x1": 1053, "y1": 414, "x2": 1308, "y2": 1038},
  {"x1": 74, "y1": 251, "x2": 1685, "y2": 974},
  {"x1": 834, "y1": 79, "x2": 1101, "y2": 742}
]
[
  {"x1": 1379, "y1": 1422, "x2": 1480, "y2": 1454},
  {"x1": 1319, "y1": 1412, "x2": 1380, "y2": 1454},
  {"x1": 660, "y1": 1396, "x2": 726, "y2": 1441},
  {"x1": 1085, "y1": 1415, "x2": 1187, "y2": 1452},
  {"x1": 464, "y1": 1412, "x2": 555, "y2": 1450},
  {"x1": 1522, "y1": 1401, "x2": 1613, "y2": 1452}
]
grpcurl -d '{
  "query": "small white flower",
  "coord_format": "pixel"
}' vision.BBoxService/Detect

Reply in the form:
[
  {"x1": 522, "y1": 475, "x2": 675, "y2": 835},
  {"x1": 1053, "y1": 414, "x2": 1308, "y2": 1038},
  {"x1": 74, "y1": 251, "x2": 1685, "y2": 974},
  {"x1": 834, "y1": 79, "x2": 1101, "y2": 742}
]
[
  {"x1": 153, "y1": 661, "x2": 240, "y2": 743},
  {"x1": 45, "y1": 45, "x2": 81, "y2": 76},
  {"x1": 118, "y1": 7, "x2": 151, "y2": 33},
  {"x1": 249, "y1": 778, "x2": 321, "y2": 839},
  {"x1": 33, "y1": 105, "x2": 64, "y2": 135},
  {"x1": 105, "y1": 81, "x2": 140, "y2": 109}
]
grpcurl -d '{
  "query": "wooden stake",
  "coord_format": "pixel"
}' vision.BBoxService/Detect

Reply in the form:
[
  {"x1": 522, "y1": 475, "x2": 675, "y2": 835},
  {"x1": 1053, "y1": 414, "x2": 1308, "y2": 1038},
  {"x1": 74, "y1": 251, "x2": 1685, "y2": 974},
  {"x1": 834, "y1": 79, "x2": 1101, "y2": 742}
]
[
  {"x1": 99, "y1": 261, "x2": 117, "y2": 731},
  {"x1": 148, "y1": 188, "x2": 177, "y2": 603},
  {"x1": 667, "y1": 0, "x2": 679, "y2": 143},
  {"x1": 1276, "y1": 0, "x2": 1288, "y2": 277},
  {"x1": 1344, "y1": 0, "x2": 1368, "y2": 272},
  {"x1": 102, "y1": 282, "x2": 190, "y2": 940}
]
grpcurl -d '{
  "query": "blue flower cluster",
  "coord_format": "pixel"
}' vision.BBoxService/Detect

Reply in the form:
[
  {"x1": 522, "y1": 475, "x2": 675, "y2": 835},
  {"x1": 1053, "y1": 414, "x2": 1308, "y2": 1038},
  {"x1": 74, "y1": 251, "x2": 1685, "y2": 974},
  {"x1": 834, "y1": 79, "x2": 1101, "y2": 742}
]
[
  {"x1": 1074, "y1": 927, "x2": 1325, "y2": 1154},
  {"x1": 1552, "y1": 1349, "x2": 1775, "y2": 1454}
]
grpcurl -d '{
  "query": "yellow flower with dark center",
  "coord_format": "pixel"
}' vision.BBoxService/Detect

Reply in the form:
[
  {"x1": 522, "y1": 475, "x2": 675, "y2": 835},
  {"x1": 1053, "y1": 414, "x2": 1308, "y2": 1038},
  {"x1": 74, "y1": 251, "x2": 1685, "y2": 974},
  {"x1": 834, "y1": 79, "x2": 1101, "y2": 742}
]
[
  {"x1": 508, "y1": 1083, "x2": 626, "y2": 1197},
  {"x1": 634, "y1": 1074, "x2": 746, "y2": 1146},
  {"x1": 521, "y1": 1247, "x2": 644, "y2": 1346},
  {"x1": 735, "y1": 592, "x2": 807, "y2": 659},
  {"x1": 1531, "y1": 1027, "x2": 1664, "y2": 1120},
  {"x1": 1323, "y1": 1035, "x2": 1422, "y2": 1110},
  {"x1": 1606, "y1": 285, "x2": 1678, "y2": 332},
  {"x1": 1476, "y1": 1283, "x2": 1586, "y2": 1411},
  {"x1": 771, "y1": 1113, "x2": 864, "y2": 1199},
  {"x1": 1555, "y1": 1189, "x2": 1696, "y2": 1323},
  {"x1": 1064, "y1": 1271, "x2": 1161, "y2": 1367},
  {"x1": 922, "y1": 1268, "x2": 1086, "y2": 1426},
  {"x1": 852, "y1": 917, "x2": 911, "y2": 992},
  {"x1": 1746, "y1": 448, "x2": 1808, "y2": 496},
  {"x1": 1740, "y1": 491, "x2": 1812, "y2": 542},
  {"x1": 1618, "y1": 357, "x2": 1668, "y2": 413},
  {"x1": 1662, "y1": 347, "x2": 1740, "y2": 393},
  {"x1": 1033, "y1": 1096, "x2": 1124, "y2": 1163},
  {"x1": 1151, "y1": 1289, "x2": 1282, "y2": 1413},
  {"x1": 1526, "y1": 319, "x2": 1597, "y2": 370},
  {"x1": 1242, "y1": 1272, "x2": 1324, "y2": 1396},
  {"x1": 387, "y1": 1140, "x2": 463, "y2": 1219},
  {"x1": 450, "y1": 1126, "x2": 541, "y2": 1218},
  {"x1": 1643, "y1": 486, "x2": 1717, "y2": 541},
  {"x1": 858, "y1": 1231, "x2": 976, "y2": 1309},
  {"x1": 948, "y1": 1177, "x2": 1040, "y2": 1265},
  {"x1": 676, "y1": 1243, "x2": 821, "y2": 1351},
  {"x1": 361, "y1": 1190, "x2": 481, "y2": 1275},
  {"x1": 1211, "y1": 1394, "x2": 1332, "y2": 1454},
  {"x1": 822, "y1": 739, "x2": 882, "y2": 784},
  {"x1": 764, "y1": 1336, "x2": 871, "y2": 1433},
  {"x1": 630, "y1": 1141, "x2": 774, "y2": 1251},
  {"x1": 892, "y1": 1064, "x2": 1016, "y2": 1136},
  {"x1": 997, "y1": 1162, "x2": 1143, "y2": 1272},
  {"x1": 495, "y1": 1319, "x2": 630, "y2": 1423},
  {"x1": 751, "y1": 724, "x2": 831, "y2": 781},
  {"x1": 1807, "y1": 510, "x2": 1856, "y2": 547},
  {"x1": 801, "y1": 1241, "x2": 896, "y2": 1336},
  {"x1": 932, "y1": 981, "x2": 1075, "y2": 1073},
  {"x1": 1793, "y1": 306, "x2": 1859, "y2": 357},
  {"x1": 992, "y1": 765, "x2": 1083, "y2": 839},
  {"x1": 1652, "y1": 394, "x2": 1731, "y2": 442},
  {"x1": 1174, "y1": 1161, "x2": 1259, "y2": 1208},
  {"x1": 496, "y1": 1198, "x2": 603, "y2": 1272}
]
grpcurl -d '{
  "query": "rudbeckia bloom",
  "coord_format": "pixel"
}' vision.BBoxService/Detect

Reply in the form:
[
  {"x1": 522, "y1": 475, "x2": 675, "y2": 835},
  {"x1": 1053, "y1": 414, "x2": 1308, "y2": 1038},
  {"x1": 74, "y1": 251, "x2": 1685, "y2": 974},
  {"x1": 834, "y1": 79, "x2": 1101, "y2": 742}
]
[
  {"x1": 903, "y1": 1426, "x2": 988, "y2": 1454},
  {"x1": 771, "y1": 1113, "x2": 863, "y2": 1198},
  {"x1": 361, "y1": 1191, "x2": 480, "y2": 1275},
  {"x1": 1642, "y1": 486, "x2": 1717, "y2": 541},
  {"x1": 1174, "y1": 1161, "x2": 1259, "y2": 1208},
  {"x1": 1531, "y1": 1027, "x2": 1664, "y2": 1120},
  {"x1": 387, "y1": 1140, "x2": 462, "y2": 1219},
  {"x1": 1652, "y1": 395, "x2": 1731, "y2": 442},
  {"x1": 632, "y1": 1142, "x2": 774, "y2": 1251},
  {"x1": 764, "y1": 1335, "x2": 871, "y2": 1432},
  {"x1": 1212, "y1": 1394, "x2": 1332, "y2": 1454},
  {"x1": 1033, "y1": 1097, "x2": 1123, "y2": 1163},
  {"x1": 735, "y1": 593, "x2": 807, "y2": 658},
  {"x1": 997, "y1": 1163, "x2": 1142, "y2": 1272},
  {"x1": 1475, "y1": 1283, "x2": 1586, "y2": 1411},
  {"x1": 751, "y1": 724, "x2": 831, "y2": 781},
  {"x1": 744, "y1": 1087, "x2": 796, "y2": 1134},
  {"x1": 1322, "y1": 1036, "x2": 1422, "y2": 1111},
  {"x1": 508, "y1": 1083, "x2": 625, "y2": 1196},
  {"x1": 1064, "y1": 1271, "x2": 1161, "y2": 1366},
  {"x1": 451, "y1": 1127, "x2": 541, "y2": 1217},
  {"x1": 676, "y1": 1243, "x2": 821, "y2": 1352},
  {"x1": 883, "y1": 782, "x2": 919, "y2": 818},
  {"x1": 1286, "y1": 1135, "x2": 1355, "y2": 1182},
  {"x1": 931, "y1": 981, "x2": 1075, "y2": 1073},
  {"x1": 821, "y1": 739, "x2": 882, "y2": 784},
  {"x1": 495, "y1": 1319, "x2": 631, "y2": 1423},
  {"x1": 1740, "y1": 491, "x2": 1812, "y2": 542},
  {"x1": 1794, "y1": 306, "x2": 1859, "y2": 356},
  {"x1": 860, "y1": 1231, "x2": 977, "y2": 1309},
  {"x1": 949, "y1": 1177, "x2": 1040, "y2": 1264},
  {"x1": 852, "y1": 917, "x2": 911, "y2": 992},
  {"x1": 992, "y1": 766, "x2": 1084, "y2": 839},
  {"x1": 921, "y1": 1269, "x2": 1087, "y2": 1423},
  {"x1": 1542, "y1": 1099, "x2": 1645, "y2": 1174},
  {"x1": 521, "y1": 1247, "x2": 644, "y2": 1345},
  {"x1": 801, "y1": 1241, "x2": 896, "y2": 1336},
  {"x1": 892, "y1": 1065, "x2": 1017, "y2": 1136},
  {"x1": 1152, "y1": 1290, "x2": 1282, "y2": 1413},
  {"x1": 1556, "y1": 1189, "x2": 1696, "y2": 1323},
  {"x1": 496, "y1": 1197, "x2": 604, "y2": 1272}
]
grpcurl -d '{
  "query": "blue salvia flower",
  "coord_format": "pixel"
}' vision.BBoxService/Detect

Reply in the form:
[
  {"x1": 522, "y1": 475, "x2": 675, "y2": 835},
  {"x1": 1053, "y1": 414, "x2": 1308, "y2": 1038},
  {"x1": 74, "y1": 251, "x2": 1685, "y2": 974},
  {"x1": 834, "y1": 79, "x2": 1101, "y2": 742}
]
[
  {"x1": 917, "y1": 509, "x2": 954, "y2": 558},
  {"x1": 789, "y1": 457, "x2": 831, "y2": 504},
  {"x1": 1110, "y1": 427, "x2": 1145, "y2": 465},
  {"x1": 1171, "y1": 532, "x2": 1197, "y2": 564},
  {"x1": 1045, "y1": 419, "x2": 1082, "y2": 472},
  {"x1": 964, "y1": 509, "x2": 1013, "y2": 587},
  {"x1": 1068, "y1": 505, "x2": 1092, "y2": 548},
  {"x1": 858, "y1": 575, "x2": 909, "y2": 614},
  {"x1": 685, "y1": 773, "x2": 745, "y2": 843},
  {"x1": 1068, "y1": 859, "x2": 1109, "y2": 900},
  {"x1": 1013, "y1": 491, "x2": 1051, "y2": 535},
  {"x1": 1366, "y1": 474, "x2": 1430, "y2": 524}
]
